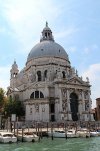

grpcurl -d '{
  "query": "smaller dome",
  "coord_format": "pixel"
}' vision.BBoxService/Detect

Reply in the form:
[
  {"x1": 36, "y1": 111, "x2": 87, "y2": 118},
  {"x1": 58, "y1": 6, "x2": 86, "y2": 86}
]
[{"x1": 12, "y1": 60, "x2": 18, "y2": 69}]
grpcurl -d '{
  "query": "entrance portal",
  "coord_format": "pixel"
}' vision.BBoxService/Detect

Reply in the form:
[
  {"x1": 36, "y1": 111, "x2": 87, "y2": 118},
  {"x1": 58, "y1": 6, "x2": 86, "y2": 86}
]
[{"x1": 70, "y1": 93, "x2": 78, "y2": 121}]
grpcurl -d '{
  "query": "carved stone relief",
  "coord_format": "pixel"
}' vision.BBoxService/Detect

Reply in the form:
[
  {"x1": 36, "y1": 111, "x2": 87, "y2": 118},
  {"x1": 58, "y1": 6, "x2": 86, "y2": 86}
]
[
  {"x1": 78, "y1": 89, "x2": 82, "y2": 100},
  {"x1": 62, "y1": 99, "x2": 67, "y2": 112},
  {"x1": 35, "y1": 103, "x2": 39, "y2": 112},
  {"x1": 61, "y1": 88, "x2": 68, "y2": 112},
  {"x1": 84, "y1": 91, "x2": 88, "y2": 99},
  {"x1": 85, "y1": 100, "x2": 89, "y2": 111},
  {"x1": 62, "y1": 88, "x2": 67, "y2": 98}
]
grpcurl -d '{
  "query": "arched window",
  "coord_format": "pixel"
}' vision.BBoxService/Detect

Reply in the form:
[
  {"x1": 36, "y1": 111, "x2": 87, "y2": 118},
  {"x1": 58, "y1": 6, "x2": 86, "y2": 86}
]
[
  {"x1": 37, "y1": 71, "x2": 41, "y2": 81},
  {"x1": 62, "y1": 71, "x2": 66, "y2": 78},
  {"x1": 40, "y1": 92, "x2": 44, "y2": 98},
  {"x1": 13, "y1": 73, "x2": 16, "y2": 77},
  {"x1": 30, "y1": 91, "x2": 44, "y2": 99},
  {"x1": 44, "y1": 70, "x2": 47, "y2": 79},
  {"x1": 48, "y1": 32, "x2": 50, "y2": 37},
  {"x1": 35, "y1": 91, "x2": 39, "y2": 98},
  {"x1": 30, "y1": 92, "x2": 34, "y2": 99},
  {"x1": 45, "y1": 32, "x2": 47, "y2": 38}
]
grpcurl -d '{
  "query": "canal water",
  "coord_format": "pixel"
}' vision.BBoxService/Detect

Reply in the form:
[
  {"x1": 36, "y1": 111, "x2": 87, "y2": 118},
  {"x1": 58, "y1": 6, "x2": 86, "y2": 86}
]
[{"x1": 0, "y1": 137, "x2": 100, "y2": 151}]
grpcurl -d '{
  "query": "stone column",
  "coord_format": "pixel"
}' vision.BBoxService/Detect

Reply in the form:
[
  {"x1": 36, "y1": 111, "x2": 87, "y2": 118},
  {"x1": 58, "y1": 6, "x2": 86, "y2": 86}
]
[
  {"x1": 82, "y1": 91, "x2": 85, "y2": 111},
  {"x1": 47, "y1": 70, "x2": 50, "y2": 81},
  {"x1": 78, "y1": 101, "x2": 83, "y2": 121},
  {"x1": 81, "y1": 90, "x2": 85, "y2": 121},
  {"x1": 88, "y1": 91, "x2": 94, "y2": 121},
  {"x1": 67, "y1": 89, "x2": 72, "y2": 120},
  {"x1": 41, "y1": 71, "x2": 44, "y2": 81},
  {"x1": 78, "y1": 90, "x2": 83, "y2": 120},
  {"x1": 88, "y1": 91, "x2": 91, "y2": 111},
  {"x1": 36, "y1": 72, "x2": 38, "y2": 82}
]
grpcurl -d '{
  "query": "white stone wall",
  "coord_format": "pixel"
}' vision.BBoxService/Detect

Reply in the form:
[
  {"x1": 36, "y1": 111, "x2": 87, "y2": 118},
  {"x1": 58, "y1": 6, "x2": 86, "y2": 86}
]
[{"x1": 8, "y1": 48, "x2": 93, "y2": 122}]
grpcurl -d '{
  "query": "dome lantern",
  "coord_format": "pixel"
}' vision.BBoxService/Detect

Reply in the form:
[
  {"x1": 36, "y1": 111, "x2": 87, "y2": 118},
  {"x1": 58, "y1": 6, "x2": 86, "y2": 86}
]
[{"x1": 40, "y1": 22, "x2": 54, "y2": 42}]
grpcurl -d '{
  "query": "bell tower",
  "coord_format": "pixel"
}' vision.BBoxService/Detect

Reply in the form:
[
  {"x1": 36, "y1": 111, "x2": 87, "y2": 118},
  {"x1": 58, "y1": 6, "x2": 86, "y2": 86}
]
[{"x1": 10, "y1": 60, "x2": 19, "y2": 88}]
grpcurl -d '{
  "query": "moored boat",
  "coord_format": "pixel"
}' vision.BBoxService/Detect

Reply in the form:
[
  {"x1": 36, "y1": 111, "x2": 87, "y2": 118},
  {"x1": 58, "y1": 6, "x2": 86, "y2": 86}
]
[
  {"x1": 90, "y1": 131, "x2": 100, "y2": 137},
  {"x1": 0, "y1": 132, "x2": 17, "y2": 143},
  {"x1": 17, "y1": 132, "x2": 39, "y2": 142},
  {"x1": 67, "y1": 129, "x2": 79, "y2": 138},
  {"x1": 48, "y1": 129, "x2": 79, "y2": 138},
  {"x1": 48, "y1": 130, "x2": 65, "y2": 138},
  {"x1": 77, "y1": 128, "x2": 90, "y2": 138}
]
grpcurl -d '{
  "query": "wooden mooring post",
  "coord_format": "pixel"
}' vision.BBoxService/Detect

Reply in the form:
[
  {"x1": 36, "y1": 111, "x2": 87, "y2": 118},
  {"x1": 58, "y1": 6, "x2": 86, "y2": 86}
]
[
  {"x1": 46, "y1": 122, "x2": 48, "y2": 138},
  {"x1": 51, "y1": 122, "x2": 54, "y2": 140},
  {"x1": 14, "y1": 121, "x2": 16, "y2": 136},
  {"x1": 38, "y1": 123, "x2": 41, "y2": 142},
  {"x1": 40, "y1": 123, "x2": 43, "y2": 139},
  {"x1": 22, "y1": 128, "x2": 24, "y2": 142},
  {"x1": 36, "y1": 122, "x2": 38, "y2": 136},
  {"x1": 65, "y1": 122, "x2": 67, "y2": 139},
  {"x1": 16, "y1": 122, "x2": 18, "y2": 142}
]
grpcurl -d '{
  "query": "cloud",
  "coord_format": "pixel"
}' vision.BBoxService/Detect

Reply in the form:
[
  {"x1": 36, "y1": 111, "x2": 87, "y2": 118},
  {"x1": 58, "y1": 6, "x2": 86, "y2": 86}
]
[
  {"x1": 55, "y1": 27, "x2": 78, "y2": 40},
  {"x1": 82, "y1": 63, "x2": 100, "y2": 108},
  {"x1": 83, "y1": 44, "x2": 98, "y2": 54},
  {"x1": 1, "y1": 0, "x2": 79, "y2": 54},
  {"x1": 68, "y1": 46, "x2": 77, "y2": 52},
  {"x1": 1, "y1": 0, "x2": 62, "y2": 53},
  {"x1": 0, "y1": 66, "x2": 10, "y2": 91}
]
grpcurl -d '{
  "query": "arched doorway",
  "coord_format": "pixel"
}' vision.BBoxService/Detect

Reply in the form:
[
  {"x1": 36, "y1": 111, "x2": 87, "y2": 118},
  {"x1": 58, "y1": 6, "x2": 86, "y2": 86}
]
[{"x1": 70, "y1": 93, "x2": 78, "y2": 121}]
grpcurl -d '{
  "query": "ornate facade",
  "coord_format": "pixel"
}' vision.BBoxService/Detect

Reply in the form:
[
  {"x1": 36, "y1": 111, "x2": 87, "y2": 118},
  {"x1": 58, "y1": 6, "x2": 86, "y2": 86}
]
[{"x1": 7, "y1": 23, "x2": 94, "y2": 122}]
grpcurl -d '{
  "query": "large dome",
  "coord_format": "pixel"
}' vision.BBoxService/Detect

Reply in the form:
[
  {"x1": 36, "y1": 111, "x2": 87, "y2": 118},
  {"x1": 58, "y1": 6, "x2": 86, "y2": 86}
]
[
  {"x1": 27, "y1": 22, "x2": 69, "y2": 62},
  {"x1": 27, "y1": 41, "x2": 68, "y2": 62}
]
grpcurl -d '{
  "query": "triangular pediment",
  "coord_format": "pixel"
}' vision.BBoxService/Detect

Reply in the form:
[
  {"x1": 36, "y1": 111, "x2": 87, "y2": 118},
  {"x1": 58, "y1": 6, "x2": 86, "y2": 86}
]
[
  {"x1": 7, "y1": 87, "x2": 20, "y2": 94},
  {"x1": 7, "y1": 87, "x2": 13, "y2": 95},
  {"x1": 67, "y1": 76, "x2": 85, "y2": 85}
]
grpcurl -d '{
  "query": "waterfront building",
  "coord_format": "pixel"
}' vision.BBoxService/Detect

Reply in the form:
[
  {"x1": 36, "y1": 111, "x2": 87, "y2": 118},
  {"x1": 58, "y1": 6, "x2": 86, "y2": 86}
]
[
  {"x1": 95, "y1": 98, "x2": 100, "y2": 121},
  {"x1": 7, "y1": 23, "x2": 94, "y2": 122}
]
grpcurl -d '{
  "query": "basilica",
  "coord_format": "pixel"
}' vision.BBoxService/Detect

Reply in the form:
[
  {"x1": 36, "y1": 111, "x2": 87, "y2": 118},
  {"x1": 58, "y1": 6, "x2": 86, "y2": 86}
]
[{"x1": 7, "y1": 22, "x2": 94, "y2": 122}]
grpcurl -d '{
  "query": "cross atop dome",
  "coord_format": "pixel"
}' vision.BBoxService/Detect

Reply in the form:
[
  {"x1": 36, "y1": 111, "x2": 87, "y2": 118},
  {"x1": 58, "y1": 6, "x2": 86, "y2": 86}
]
[
  {"x1": 46, "y1": 21, "x2": 48, "y2": 27},
  {"x1": 40, "y1": 22, "x2": 54, "y2": 42}
]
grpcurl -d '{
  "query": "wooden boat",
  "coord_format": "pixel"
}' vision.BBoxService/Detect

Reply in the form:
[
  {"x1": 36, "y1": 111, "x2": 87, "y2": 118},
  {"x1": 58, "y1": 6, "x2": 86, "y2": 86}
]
[
  {"x1": 17, "y1": 132, "x2": 39, "y2": 142},
  {"x1": 48, "y1": 130, "x2": 65, "y2": 138},
  {"x1": 90, "y1": 131, "x2": 100, "y2": 137},
  {"x1": 77, "y1": 128, "x2": 90, "y2": 138},
  {"x1": 0, "y1": 132, "x2": 17, "y2": 143},
  {"x1": 48, "y1": 129, "x2": 79, "y2": 138},
  {"x1": 67, "y1": 129, "x2": 79, "y2": 138}
]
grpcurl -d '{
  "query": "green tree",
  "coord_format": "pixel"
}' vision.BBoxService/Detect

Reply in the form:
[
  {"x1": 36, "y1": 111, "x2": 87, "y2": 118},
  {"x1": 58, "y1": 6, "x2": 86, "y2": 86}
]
[
  {"x1": 0, "y1": 88, "x2": 7, "y2": 113},
  {"x1": 4, "y1": 96, "x2": 25, "y2": 117}
]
